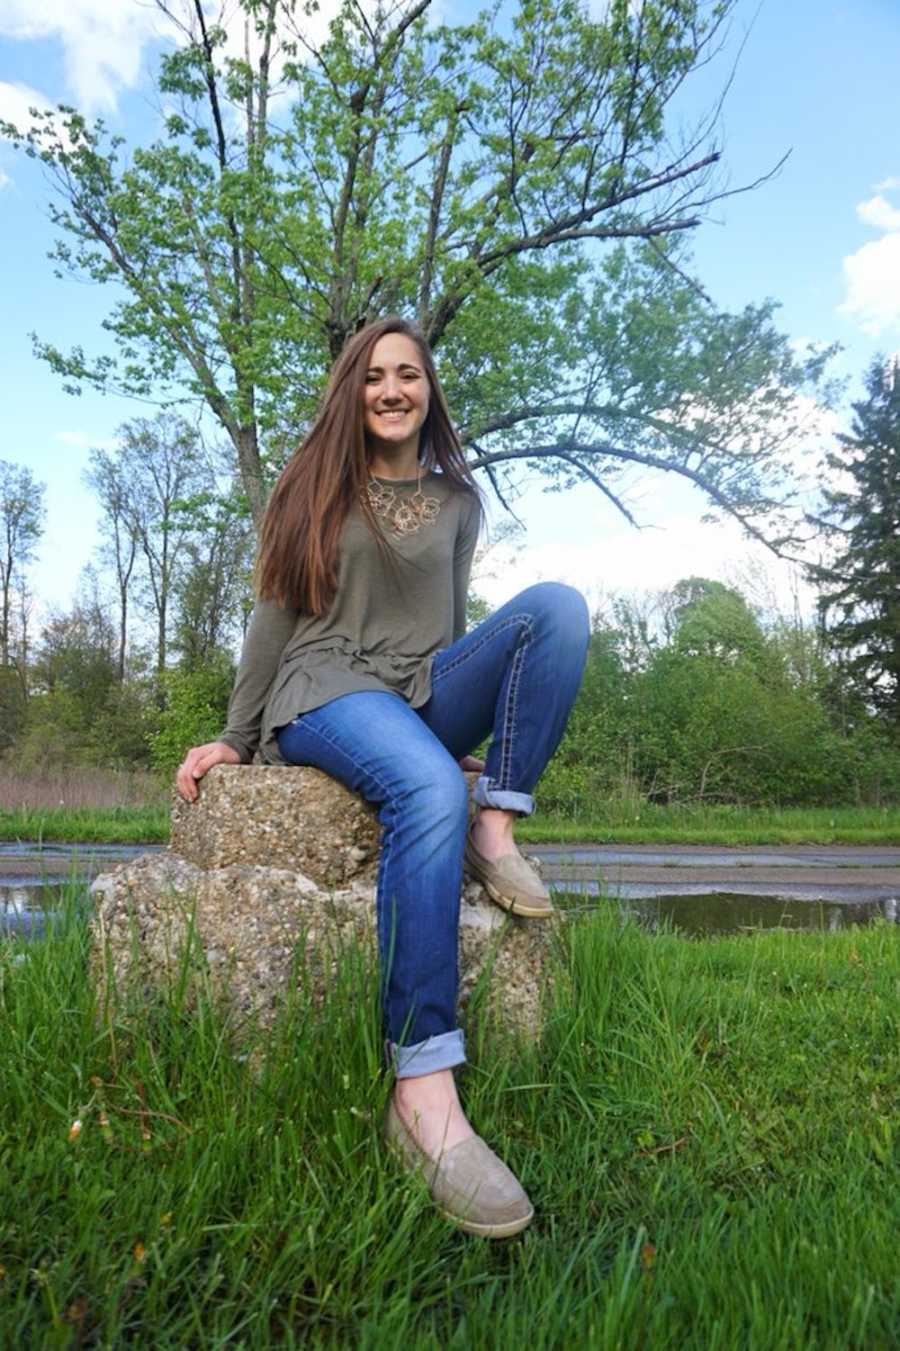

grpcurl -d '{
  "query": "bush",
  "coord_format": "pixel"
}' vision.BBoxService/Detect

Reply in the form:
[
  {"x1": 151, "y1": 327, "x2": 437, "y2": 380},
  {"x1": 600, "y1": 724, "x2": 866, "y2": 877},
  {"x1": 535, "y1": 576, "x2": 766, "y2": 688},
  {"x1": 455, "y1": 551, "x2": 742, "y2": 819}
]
[
  {"x1": 149, "y1": 658, "x2": 235, "y2": 776},
  {"x1": 8, "y1": 679, "x2": 160, "y2": 772},
  {"x1": 539, "y1": 614, "x2": 900, "y2": 811},
  {"x1": 846, "y1": 725, "x2": 900, "y2": 805}
]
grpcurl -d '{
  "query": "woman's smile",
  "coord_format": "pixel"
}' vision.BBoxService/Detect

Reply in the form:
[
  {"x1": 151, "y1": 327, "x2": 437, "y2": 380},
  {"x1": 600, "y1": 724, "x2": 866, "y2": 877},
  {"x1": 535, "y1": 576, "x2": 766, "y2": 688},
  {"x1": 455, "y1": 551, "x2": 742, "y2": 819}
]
[{"x1": 363, "y1": 332, "x2": 430, "y2": 468}]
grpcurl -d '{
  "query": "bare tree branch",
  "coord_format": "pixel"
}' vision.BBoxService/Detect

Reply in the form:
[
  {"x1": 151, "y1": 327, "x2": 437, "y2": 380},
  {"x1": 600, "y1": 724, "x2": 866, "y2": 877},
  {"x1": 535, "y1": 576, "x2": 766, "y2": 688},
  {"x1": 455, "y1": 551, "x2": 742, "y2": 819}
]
[
  {"x1": 467, "y1": 437, "x2": 801, "y2": 558},
  {"x1": 554, "y1": 450, "x2": 641, "y2": 528}
]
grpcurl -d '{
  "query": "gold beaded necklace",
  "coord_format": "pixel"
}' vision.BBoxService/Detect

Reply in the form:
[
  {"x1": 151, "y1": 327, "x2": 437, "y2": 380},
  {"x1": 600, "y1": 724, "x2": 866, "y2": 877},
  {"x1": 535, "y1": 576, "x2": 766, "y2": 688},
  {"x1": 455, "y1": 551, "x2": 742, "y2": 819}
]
[{"x1": 364, "y1": 468, "x2": 441, "y2": 536}]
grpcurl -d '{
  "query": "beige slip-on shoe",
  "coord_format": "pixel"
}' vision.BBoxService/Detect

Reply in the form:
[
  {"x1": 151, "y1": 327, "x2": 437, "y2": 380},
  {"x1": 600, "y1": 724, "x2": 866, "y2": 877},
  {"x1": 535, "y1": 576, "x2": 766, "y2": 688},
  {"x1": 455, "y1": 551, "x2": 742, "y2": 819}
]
[
  {"x1": 384, "y1": 1099, "x2": 534, "y2": 1238},
  {"x1": 463, "y1": 828, "x2": 554, "y2": 919}
]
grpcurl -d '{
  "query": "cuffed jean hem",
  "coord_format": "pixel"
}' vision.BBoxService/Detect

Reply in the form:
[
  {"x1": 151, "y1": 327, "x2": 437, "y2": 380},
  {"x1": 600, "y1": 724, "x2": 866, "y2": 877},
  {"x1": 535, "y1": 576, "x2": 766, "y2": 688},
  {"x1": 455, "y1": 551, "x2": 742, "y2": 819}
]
[
  {"x1": 473, "y1": 775, "x2": 535, "y2": 817},
  {"x1": 389, "y1": 1029, "x2": 466, "y2": 1079}
]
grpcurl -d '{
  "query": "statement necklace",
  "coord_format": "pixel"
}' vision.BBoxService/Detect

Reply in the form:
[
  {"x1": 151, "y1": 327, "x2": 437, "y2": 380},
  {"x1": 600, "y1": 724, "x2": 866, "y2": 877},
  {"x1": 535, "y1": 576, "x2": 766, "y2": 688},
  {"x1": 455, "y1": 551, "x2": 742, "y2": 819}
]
[{"x1": 364, "y1": 469, "x2": 441, "y2": 536}]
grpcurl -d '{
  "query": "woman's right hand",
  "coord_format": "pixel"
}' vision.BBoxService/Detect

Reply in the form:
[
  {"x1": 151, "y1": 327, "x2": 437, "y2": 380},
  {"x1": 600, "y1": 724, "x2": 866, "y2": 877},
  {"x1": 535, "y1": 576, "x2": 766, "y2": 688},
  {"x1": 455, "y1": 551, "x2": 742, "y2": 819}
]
[{"x1": 176, "y1": 741, "x2": 242, "y2": 803}]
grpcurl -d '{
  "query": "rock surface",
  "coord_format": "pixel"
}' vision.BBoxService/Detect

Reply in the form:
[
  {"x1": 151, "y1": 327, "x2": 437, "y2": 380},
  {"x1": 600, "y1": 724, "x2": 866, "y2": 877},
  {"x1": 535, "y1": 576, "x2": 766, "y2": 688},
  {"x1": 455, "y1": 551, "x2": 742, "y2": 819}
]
[
  {"x1": 92, "y1": 765, "x2": 555, "y2": 1042},
  {"x1": 169, "y1": 764, "x2": 381, "y2": 885}
]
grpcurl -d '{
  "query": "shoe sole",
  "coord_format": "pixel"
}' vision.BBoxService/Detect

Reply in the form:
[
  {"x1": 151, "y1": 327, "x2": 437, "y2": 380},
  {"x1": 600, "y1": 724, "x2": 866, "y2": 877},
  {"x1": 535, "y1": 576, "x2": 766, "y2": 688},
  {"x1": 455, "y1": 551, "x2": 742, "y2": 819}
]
[
  {"x1": 440, "y1": 1204, "x2": 535, "y2": 1238},
  {"x1": 464, "y1": 859, "x2": 554, "y2": 920},
  {"x1": 481, "y1": 875, "x2": 554, "y2": 920}
]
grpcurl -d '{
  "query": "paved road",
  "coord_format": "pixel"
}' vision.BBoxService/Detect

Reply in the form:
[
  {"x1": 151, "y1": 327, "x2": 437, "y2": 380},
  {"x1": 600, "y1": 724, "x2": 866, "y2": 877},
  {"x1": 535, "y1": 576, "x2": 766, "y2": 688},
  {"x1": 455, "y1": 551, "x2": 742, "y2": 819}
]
[
  {"x1": 527, "y1": 843, "x2": 900, "y2": 902},
  {"x1": 4, "y1": 841, "x2": 900, "y2": 938},
  {"x1": 0, "y1": 841, "x2": 164, "y2": 878},
  {"x1": 3, "y1": 841, "x2": 900, "y2": 901}
]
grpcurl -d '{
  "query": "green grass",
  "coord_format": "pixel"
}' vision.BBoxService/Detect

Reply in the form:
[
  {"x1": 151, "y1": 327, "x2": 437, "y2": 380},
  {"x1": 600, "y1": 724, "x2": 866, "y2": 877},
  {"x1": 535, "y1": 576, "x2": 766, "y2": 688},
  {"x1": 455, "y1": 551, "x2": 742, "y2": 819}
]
[
  {"x1": 0, "y1": 804, "x2": 170, "y2": 845},
  {"x1": 3, "y1": 801, "x2": 900, "y2": 848},
  {"x1": 2, "y1": 890, "x2": 898, "y2": 1346},
  {"x1": 519, "y1": 802, "x2": 900, "y2": 846}
]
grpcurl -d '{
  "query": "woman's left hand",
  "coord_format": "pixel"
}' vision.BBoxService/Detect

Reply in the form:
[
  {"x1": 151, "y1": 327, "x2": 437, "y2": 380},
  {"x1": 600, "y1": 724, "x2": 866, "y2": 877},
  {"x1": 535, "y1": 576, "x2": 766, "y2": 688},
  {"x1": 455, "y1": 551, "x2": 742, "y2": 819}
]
[{"x1": 458, "y1": 755, "x2": 485, "y2": 772}]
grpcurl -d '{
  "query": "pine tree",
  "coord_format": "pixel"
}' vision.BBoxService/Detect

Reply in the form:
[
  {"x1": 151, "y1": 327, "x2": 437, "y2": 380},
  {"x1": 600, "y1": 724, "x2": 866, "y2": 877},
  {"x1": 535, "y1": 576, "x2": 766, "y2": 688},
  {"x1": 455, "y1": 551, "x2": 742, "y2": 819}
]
[{"x1": 809, "y1": 356, "x2": 900, "y2": 722}]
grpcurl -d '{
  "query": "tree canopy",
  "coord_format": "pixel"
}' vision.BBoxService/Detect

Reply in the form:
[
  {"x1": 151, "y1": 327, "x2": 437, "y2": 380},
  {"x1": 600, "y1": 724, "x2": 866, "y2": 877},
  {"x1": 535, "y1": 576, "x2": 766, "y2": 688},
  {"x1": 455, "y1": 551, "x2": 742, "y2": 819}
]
[
  {"x1": 84, "y1": 414, "x2": 253, "y2": 677},
  {"x1": 2, "y1": 0, "x2": 829, "y2": 542}
]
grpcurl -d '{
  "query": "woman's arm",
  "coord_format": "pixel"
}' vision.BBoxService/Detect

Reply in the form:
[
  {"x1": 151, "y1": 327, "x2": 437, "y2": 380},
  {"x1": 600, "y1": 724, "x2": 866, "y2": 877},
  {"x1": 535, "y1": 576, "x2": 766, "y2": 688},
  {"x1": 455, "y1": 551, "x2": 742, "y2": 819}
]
[
  {"x1": 218, "y1": 598, "x2": 300, "y2": 762},
  {"x1": 452, "y1": 492, "x2": 482, "y2": 642},
  {"x1": 453, "y1": 493, "x2": 485, "y2": 772},
  {"x1": 176, "y1": 598, "x2": 298, "y2": 801}
]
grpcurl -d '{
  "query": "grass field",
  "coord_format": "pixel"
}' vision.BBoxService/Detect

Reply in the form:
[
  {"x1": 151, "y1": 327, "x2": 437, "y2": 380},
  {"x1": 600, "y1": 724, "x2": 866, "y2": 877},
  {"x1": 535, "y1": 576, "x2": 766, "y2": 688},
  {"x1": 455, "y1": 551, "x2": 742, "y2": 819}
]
[
  {"x1": 0, "y1": 804, "x2": 170, "y2": 845},
  {"x1": 0, "y1": 769, "x2": 169, "y2": 845},
  {"x1": 1, "y1": 889, "x2": 898, "y2": 1346},
  {"x1": 3, "y1": 800, "x2": 900, "y2": 847},
  {"x1": 517, "y1": 802, "x2": 900, "y2": 846}
]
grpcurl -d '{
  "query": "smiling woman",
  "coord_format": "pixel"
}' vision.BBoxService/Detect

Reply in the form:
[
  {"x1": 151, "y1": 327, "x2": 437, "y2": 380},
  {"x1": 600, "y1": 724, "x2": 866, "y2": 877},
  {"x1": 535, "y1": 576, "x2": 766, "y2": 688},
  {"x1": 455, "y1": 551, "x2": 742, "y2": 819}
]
[
  {"x1": 174, "y1": 315, "x2": 590, "y2": 1237},
  {"x1": 363, "y1": 334, "x2": 431, "y2": 469}
]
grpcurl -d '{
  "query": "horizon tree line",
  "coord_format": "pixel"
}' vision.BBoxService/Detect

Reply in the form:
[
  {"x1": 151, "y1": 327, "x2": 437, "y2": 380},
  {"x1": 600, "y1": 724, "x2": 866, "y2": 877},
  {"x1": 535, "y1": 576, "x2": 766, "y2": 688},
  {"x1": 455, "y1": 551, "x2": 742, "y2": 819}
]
[{"x1": 0, "y1": 351, "x2": 898, "y2": 788}]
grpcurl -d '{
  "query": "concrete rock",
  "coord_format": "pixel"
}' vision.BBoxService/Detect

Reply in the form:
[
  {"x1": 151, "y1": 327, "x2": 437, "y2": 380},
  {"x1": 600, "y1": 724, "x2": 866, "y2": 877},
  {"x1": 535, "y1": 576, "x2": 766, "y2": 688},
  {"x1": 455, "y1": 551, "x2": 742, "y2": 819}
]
[
  {"x1": 94, "y1": 765, "x2": 554, "y2": 1040},
  {"x1": 169, "y1": 764, "x2": 381, "y2": 886},
  {"x1": 90, "y1": 851, "x2": 555, "y2": 1040}
]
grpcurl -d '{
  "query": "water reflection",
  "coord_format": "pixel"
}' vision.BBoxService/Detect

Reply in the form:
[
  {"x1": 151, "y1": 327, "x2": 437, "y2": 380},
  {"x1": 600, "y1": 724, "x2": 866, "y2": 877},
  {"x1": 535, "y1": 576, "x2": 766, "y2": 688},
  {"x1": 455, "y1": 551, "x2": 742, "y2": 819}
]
[
  {"x1": 1, "y1": 880, "x2": 65, "y2": 938},
  {"x1": 556, "y1": 889, "x2": 900, "y2": 936}
]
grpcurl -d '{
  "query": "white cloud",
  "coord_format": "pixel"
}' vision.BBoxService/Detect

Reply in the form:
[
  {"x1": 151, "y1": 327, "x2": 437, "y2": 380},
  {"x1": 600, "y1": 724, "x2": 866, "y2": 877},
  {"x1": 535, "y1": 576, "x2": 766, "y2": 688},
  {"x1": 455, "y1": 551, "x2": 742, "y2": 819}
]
[
  {"x1": 841, "y1": 179, "x2": 900, "y2": 335},
  {"x1": 54, "y1": 429, "x2": 118, "y2": 450},
  {"x1": 840, "y1": 232, "x2": 900, "y2": 335},
  {"x1": 0, "y1": 1, "x2": 167, "y2": 114},
  {"x1": 1, "y1": 0, "x2": 409, "y2": 125},
  {"x1": 0, "y1": 81, "x2": 64, "y2": 174},
  {"x1": 475, "y1": 513, "x2": 816, "y2": 621},
  {"x1": 0, "y1": 79, "x2": 56, "y2": 128},
  {"x1": 856, "y1": 194, "x2": 900, "y2": 231},
  {"x1": 0, "y1": 0, "x2": 364, "y2": 122}
]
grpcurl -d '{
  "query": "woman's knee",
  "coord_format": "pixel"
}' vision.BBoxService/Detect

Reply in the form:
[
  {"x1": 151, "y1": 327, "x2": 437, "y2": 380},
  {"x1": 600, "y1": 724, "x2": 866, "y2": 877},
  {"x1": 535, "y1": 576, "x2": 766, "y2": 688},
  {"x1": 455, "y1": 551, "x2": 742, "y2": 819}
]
[
  {"x1": 388, "y1": 754, "x2": 469, "y2": 831},
  {"x1": 518, "y1": 581, "x2": 590, "y2": 644}
]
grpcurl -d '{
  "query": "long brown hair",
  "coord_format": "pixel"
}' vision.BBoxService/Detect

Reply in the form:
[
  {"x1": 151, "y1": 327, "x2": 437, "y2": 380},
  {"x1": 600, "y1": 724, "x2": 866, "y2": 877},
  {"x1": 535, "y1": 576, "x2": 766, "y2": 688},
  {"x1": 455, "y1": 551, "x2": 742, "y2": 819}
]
[{"x1": 255, "y1": 316, "x2": 481, "y2": 614}]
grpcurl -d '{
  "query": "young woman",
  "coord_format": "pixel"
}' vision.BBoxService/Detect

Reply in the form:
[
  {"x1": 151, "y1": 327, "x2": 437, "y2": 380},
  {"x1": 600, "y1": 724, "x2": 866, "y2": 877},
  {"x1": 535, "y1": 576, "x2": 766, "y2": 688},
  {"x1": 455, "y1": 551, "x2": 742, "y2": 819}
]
[{"x1": 176, "y1": 316, "x2": 589, "y2": 1238}]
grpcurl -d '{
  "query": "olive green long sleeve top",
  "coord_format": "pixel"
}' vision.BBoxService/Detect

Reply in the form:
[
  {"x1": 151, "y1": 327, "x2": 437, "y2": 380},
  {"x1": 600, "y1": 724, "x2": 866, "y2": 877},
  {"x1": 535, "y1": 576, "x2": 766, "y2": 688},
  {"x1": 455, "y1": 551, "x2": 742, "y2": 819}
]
[{"x1": 220, "y1": 472, "x2": 482, "y2": 764}]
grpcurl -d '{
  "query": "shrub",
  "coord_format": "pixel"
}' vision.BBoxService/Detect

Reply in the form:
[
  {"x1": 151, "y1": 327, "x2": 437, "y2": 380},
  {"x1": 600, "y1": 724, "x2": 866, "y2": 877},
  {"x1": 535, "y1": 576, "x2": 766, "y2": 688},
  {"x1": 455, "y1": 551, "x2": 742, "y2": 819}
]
[{"x1": 149, "y1": 658, "x2": 235, "y2": 776}]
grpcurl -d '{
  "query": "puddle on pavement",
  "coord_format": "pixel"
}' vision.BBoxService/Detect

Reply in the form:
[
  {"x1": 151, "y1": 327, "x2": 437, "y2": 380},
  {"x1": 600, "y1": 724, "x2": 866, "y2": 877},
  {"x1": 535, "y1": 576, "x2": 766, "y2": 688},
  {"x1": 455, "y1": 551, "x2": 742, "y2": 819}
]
[
  {"x1": 0, "y1": 842, "x2": 160, "y2": 861},
  {"x1": 4, "y1": 875, "x2": 899, "y2": 942},
  {"x1": 555, "y1": 889, "x2": 900, "y2": 936}
]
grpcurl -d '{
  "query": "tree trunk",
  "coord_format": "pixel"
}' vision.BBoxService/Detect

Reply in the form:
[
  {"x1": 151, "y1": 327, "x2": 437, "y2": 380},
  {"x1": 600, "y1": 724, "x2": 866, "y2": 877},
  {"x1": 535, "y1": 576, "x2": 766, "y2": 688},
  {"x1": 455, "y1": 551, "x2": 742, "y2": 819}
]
[
  {"x1": 118, "y1": 587, "x2": 128, "y2": 683},
  {"x1": 234, "y1": 424, "x2": 267, "y2": 529},
  {"x1": 158, "y1": 595, "x2": 167, "y2": 676},
  {"x1": 1, "y1": 556, "x2": 11, "y2": 667}
]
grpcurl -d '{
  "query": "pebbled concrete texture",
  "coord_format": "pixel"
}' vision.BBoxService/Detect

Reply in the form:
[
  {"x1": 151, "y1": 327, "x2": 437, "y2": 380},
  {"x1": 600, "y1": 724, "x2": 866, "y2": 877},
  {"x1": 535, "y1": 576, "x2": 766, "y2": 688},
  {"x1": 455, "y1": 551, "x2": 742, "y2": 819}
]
[
  {"x1": 88, "y1": 765, "x2": 555, "y2": 1042},
  {"x1": 169, "y1": 764, "x2": 382, "y2": 885},
  {"x1": 89, "y1": 854, "x2": 555, "y2": 1040}
]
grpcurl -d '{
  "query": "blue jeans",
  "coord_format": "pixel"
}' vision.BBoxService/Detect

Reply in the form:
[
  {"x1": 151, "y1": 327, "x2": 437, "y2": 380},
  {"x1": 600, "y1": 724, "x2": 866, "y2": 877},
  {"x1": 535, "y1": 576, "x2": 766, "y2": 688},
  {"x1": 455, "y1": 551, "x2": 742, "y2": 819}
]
[{"x1": 276, "y1": 582, "x2": 590, "y2": 1078}]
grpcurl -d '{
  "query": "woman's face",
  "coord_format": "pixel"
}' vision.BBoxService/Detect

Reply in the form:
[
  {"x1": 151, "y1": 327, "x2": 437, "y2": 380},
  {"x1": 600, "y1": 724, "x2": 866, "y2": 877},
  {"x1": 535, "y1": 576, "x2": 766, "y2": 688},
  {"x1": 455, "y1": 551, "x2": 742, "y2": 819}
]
[{"x1": 362, "y1": 333, "x2": 431, "y2": 458}]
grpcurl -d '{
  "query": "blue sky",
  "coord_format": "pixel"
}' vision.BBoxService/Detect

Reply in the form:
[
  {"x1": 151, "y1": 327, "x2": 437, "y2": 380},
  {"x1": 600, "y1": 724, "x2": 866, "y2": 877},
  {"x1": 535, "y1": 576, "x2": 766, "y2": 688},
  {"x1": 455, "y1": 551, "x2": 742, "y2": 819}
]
[{"x1": 1, "y1": 0, "x2": 899, "y2": 621}]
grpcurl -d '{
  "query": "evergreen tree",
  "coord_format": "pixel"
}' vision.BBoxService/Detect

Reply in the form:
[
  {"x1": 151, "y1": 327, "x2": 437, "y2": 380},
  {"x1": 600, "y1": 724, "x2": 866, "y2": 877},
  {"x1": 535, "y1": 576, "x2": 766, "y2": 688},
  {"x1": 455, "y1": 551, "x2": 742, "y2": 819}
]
[{"x1": 809, "y1": 356, "x2": 900, "y2": 722}]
